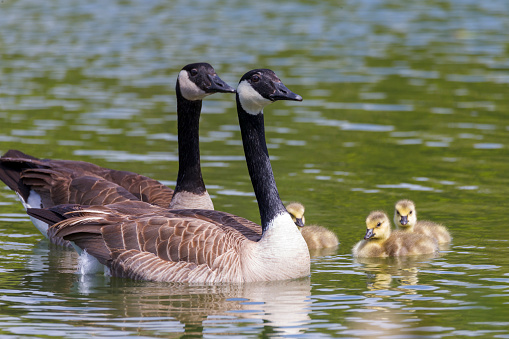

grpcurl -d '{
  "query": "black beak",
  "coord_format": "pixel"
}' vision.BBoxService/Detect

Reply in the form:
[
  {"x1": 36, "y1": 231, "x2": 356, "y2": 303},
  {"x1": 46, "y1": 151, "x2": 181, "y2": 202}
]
[
  {"x1": 364, "y1": 228, "x2": 375, "y2": 240},
  {"x1": 206, "y1": 74, "x2": 236, "y2": 94},
  {"x1": 268, "y1": 82, "x2": 303, "y2": 102},
  {"x1": 400, "y1": 216, "x2": 408, "y2": 226},
  {"x1": 295, "y1": 218, "x2": 305, "y2": 227}
]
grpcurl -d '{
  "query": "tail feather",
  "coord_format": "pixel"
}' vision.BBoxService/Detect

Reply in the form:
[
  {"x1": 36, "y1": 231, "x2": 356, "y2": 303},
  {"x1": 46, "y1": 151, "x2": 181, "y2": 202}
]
[
  {"x1": 0, "y1": 161, "x2": 32, "y2": 201},
  {"x1": 0, "y1": 150, "x2": 50, "y2": 201},
  {"x1": 28, "y1": 205, "x2": 111, "y2": 259},
  {"x1": 26, "y1": 207, "x2": 63, "y2": 225},
  {"x1": 3, "y1": 150, "x2": 39, "y2": 160}
]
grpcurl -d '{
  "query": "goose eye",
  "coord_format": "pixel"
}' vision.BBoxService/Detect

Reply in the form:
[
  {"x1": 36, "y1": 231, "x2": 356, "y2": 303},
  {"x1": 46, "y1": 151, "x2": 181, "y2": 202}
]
[
  {"x1": 409, "y1": 211, "x2": 413, "y2": 215},
  {"x1": 376, "y1": 222, "x2": 381, "y2": 227},
  {"x1": 252, "y1": 74, "x2": 260, "y2": 83},
  {"x1": 190, "y1": 69, "x2": 198, "y2": 76}
]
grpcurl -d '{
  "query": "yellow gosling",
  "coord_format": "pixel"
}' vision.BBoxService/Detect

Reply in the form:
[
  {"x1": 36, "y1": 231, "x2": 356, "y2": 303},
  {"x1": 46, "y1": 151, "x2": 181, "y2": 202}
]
[
  {"x1": 353, "y1": 211, "x2": 438, "y2": 258},
  {"x1": 394, "y1": 199, "x2": 451, "y2": 244},
  {"x1": 286, "y1": 202, "x2": 339, "y2": 250}
]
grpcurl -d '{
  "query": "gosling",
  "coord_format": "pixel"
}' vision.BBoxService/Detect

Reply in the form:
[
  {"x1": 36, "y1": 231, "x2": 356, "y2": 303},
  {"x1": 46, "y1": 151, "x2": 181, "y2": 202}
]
[
  {"x1": 352, "y1": 211, "x2": 438, "y2": 258},
  {"x1": 286, "y1": 202, "x2": 339, "y2": 249},
  {"x1": 394, "y1": 199, "x2": 451, "y2": 244}
]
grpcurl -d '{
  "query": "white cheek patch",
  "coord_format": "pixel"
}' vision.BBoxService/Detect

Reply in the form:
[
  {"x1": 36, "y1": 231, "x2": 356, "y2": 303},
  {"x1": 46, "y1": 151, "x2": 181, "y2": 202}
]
[
  {"x1": 237, "y1": 80, "x2": 272, "y2": 115},
  {"x1": 178, "y1": 70, "x2": 210, "y2": 101}
]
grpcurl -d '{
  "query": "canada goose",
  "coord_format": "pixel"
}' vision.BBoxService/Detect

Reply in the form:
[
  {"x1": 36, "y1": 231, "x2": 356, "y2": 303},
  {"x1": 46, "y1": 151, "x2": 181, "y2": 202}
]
[
  {"x1": 352, "y1": 211, "x2": 438, "y2": 258},
  {"x1": 394, "y1": 199, "x2": 451, "y2": 244},
  {"x1": 27, "y1": 69, "x2": 310, "y2": 283},
  {"x1": 285, "y1": 202, "x2": 339, "y2": 249},
  {"x1": 0, "y1": 63, "x2": 235, "y2": 245}
]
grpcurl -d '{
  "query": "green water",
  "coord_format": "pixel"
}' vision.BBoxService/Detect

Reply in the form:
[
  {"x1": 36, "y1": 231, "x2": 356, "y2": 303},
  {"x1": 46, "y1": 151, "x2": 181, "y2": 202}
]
[{"x1": 1, "y1": 0, "x2": 509, "y2": 337}]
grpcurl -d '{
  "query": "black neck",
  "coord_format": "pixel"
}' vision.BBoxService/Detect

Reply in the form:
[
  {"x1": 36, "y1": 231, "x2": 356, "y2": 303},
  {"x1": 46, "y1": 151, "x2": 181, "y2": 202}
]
[
  {"x1": 236, "y1": 95, "x2": 287, "y2": 232},
  {"x1": 173, "y1": 81, "x2": 207, "y2": 195}
]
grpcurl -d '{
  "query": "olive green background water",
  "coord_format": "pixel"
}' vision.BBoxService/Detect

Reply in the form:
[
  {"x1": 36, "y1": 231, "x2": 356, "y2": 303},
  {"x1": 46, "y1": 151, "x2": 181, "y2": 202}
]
[{"x1": 1, "y1": 0, "x2": 508, "y2": 337}]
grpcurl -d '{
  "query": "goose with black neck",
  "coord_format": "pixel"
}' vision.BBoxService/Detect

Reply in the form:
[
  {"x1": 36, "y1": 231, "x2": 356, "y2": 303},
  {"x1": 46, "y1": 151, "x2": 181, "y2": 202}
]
[
  {"x1": 170, "y1": 62, "x2": 236, "y2": 210},
  {"x1": 27, "y1": 68, "x2": 309, "y2": 283},
  {"x1": 236, "y1": 69, "x2": 302, "y2": 232},
  {"x1": 0, "y1": 63, "x2": 235, "y2": 246}
]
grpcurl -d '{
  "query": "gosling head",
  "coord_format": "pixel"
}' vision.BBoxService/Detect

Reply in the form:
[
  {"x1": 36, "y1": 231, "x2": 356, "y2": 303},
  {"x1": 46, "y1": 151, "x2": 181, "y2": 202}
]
[
  {"x1": 237, "y1": 69, "x2": 303, "y2": 115},
  {"x1": 364, "y1": 211, "x2": 391, "y2": 241},
  {"x1": 177, "y1": 62, "x2": 236, "y2": 101},
  {"x1": 286, "y1": 202, "x2": 306, "y2": 227},
  {"x1": 394, "y1": 199, "x2": 417, "y2": 229}
]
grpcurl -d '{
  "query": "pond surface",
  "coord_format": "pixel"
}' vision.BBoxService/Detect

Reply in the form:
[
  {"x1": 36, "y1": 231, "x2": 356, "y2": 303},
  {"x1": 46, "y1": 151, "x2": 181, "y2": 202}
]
[{"x1": 1, "y1": 0, "x2": 509, "y2": 337}]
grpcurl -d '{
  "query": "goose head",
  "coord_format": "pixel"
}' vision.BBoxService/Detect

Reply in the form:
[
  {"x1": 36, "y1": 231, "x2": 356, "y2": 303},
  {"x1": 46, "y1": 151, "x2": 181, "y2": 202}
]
[
  {"x1": 364, "y1": 211, "x2": 391, "y2": 241},
  {"x1": 177, "y1": 62, "x2": 236, "y2": 101},
  {"x1": 394, "y1": 199, "x2": 417, "y2": 229},
  {"x1": 286, "y1": 202, "x2": 306, "y2": 227},
  {"x1": 237, "y1": 69, "x2": 302, "y2": 114}
]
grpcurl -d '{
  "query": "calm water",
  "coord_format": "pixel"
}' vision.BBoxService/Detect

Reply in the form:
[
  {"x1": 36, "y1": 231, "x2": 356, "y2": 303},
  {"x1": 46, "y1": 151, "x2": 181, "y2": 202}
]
[{"x1": 1, "y1": 0, "x2": 509, "y2": 337}]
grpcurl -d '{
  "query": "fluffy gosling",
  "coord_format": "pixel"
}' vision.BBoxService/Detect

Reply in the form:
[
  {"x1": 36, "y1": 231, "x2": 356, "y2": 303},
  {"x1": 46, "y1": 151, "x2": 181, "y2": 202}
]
[
  {"x1": 286, "y1": 202, "x2": 339, "y2": 250},
  {"x1": 353, "y1": 211, "x2": 438, "y2": 258},
  {"x1": 394, "y1": 199, "x2": 451, "y2": 244}
]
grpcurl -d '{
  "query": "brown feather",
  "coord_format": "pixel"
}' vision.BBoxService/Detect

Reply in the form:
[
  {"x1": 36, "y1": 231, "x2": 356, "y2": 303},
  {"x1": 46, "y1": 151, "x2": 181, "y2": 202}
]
[{"x1": 28, "y1": 202, "x2": 276, "y2": 282}]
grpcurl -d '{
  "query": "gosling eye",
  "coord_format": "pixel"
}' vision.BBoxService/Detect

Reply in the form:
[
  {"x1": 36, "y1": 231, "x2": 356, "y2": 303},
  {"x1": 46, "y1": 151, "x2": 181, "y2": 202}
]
[
  {"x1": 252, "y1": 74, "x2": 260, "y2": 83},
  {"x1": 409, "y1": 211, "x2": 413, "y2": 215},
  {"x1": 396, "y1": 211, "x2": 400, "y2": 215},
  {"x1": 190, "y1": 69, "x2": 198, "y2": 76},
  {"x1": 376, "y1": 222, "x2": 381, "y2": 227}
]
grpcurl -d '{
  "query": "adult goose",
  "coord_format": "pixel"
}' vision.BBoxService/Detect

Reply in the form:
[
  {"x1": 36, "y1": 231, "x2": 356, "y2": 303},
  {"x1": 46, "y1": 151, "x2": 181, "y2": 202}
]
[
  {"x1": 27, "y1": 68, "x2": 310, "y2": 283},
  {"x1": 0, "y1": 63, "x2": 235, "y2": 244}
]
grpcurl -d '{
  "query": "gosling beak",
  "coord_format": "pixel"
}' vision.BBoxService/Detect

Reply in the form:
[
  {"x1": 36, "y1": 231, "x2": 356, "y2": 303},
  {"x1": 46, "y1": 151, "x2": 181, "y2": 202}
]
[
  {"x1": 295, "y1": 218, "x2": 305, "y2": 227},
  {"x1": 364, "y1": 228, "x2": 375, "y2": 240},
  {"x1": 206, "y1": 74, "x2": 236, "y2": 94},
  {"x1": 268, "y1": 82, "x2": 303, "y2": 102},
  {"x1": 400, "y1": 216, "x2": 408, "y2": 226}
]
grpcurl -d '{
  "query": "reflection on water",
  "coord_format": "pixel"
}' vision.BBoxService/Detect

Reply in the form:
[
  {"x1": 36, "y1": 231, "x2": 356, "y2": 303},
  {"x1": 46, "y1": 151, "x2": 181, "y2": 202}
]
[
  {"x1": 1, "y1": 0, "x2": 509, "y2": 337},
  {"x1": 4, "y1": 242, "x2": 312, "y2": 337},
  {"x1": 355, "y1": 254, "x2": 439, "y2": 291}
]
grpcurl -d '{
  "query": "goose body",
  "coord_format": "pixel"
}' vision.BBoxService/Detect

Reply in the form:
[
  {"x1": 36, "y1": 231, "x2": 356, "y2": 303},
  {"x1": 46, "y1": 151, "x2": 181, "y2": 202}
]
[
  {"x1": 0, "y1": 63, "x2": 235, "y2": 245},
  {"x1": 27, "y1": 69, "x2": 310, "y2": 283},
  {"x1": 353, "y1": 211, "x2": 438, "y2": 258},
  {"x1": 394, "y1": 199, "x2": 451, "y2": 244},
  {"x1": 286, "y1": 202, "x2": 339, "y2": 249}
]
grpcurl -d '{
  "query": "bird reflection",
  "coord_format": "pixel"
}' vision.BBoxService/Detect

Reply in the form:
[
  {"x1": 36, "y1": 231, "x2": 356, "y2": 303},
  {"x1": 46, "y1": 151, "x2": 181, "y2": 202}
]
[
  {"x1": 309, "y1": 245, "x2": 339, "y2": 259},
  {"x1": 23, "y1": 239, "x2": 312, "y2": 337},
  {"x1": 346, "y1": 254, "x2": 440, "y2": 337},
  {"x1": 77, "y1": 276, "x2": 312, "y2": 336},
  {"x1": 355, "y1": 254, "x2": 438, "y2": 294}
]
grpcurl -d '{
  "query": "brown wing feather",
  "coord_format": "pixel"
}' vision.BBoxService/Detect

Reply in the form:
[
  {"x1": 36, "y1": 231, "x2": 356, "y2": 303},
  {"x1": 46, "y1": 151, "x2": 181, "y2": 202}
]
[
  {"x1": 42, "y1": 203, "x2": 248, "y2": 275},
  {"x1": 1, "y1": 150, "x2": 174, "y2": 208},
  {"x1": 0, "y1": 151, "x2": 44, "y2": 200},
  {"x1": 27, "y1": 199, "x2": 262, "y2": 282},
  {"x1": 170, "y1": 209, "x2": 262, "y2": 241},
  {"x1": 108, "y1": 249, "x2": 203, "y2": 282},
  {"x1": 100, "y1": 170, "x2": 174, "y2": 207}
]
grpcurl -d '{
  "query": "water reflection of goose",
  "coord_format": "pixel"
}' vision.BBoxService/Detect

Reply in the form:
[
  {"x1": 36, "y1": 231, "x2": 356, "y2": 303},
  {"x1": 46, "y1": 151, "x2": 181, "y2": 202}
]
[
  {"x1": 353, "y1": 211, "x2": 438, "y2": 257},
  {"x1": 79, "y1": 277, "x2": 312, "y2": 337},
  {"x1": 285, "y1": 202, "x2": 339, "y2": 251},
  {"x1": 27, "y1": 69, "x2": 310, "y2": 283},
  {"x1": 20, "y1": 243, "x2": 311, "y2": 337},
  {"x1": 0, "y1": 63, "x2": 236, "y2": 246},
  {"x1": 394, "y1": 199, "x2": 452, "y2": 244}
]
